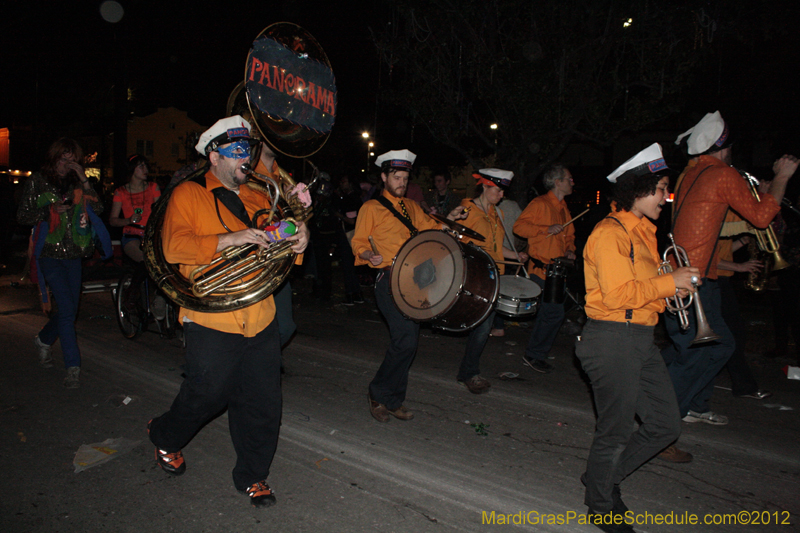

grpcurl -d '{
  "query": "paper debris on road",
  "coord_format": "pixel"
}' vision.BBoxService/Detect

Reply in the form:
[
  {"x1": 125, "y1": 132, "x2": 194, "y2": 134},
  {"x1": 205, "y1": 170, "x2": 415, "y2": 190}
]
[{"x1": 73, "y1": 438, "x2": 140, "y2": 473}]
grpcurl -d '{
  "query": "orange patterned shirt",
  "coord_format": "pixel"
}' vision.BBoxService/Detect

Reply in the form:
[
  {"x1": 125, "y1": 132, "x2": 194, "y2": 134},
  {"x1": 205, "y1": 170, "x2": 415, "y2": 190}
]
[{"x1": 672, "y1": 156, "x2": 779, "y2": 279}]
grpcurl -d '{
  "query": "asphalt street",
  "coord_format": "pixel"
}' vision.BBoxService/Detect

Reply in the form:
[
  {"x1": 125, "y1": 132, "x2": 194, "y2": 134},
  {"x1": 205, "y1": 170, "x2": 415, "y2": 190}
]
[{"x1": 1, "y1": 266, "x2": 799, "y2": 533}]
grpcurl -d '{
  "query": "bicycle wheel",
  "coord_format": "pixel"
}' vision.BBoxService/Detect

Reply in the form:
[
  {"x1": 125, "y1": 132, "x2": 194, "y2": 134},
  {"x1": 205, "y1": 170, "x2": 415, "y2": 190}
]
[{"x1": 116, "y1": 271, "x2": 145, "y2": 339}]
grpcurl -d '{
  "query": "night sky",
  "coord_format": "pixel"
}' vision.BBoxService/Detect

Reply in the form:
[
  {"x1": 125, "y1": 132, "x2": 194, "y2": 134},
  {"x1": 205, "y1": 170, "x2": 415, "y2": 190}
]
[
  {"x1": 2, "y1": 0, "x2": 799, "y2": 179},
  {"x1": 1, "y1": 0, "x2": 392, "y2": 171}
]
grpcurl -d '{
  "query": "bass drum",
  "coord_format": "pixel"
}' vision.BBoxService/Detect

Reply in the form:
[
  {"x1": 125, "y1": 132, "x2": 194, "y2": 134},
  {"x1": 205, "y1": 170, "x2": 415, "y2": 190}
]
[
  {"x1": 390, "y1": 230, "x2": 499, "y2": 332},
  {"x1": 496, "y1": 275, "x2": 541, "y2": 318}
]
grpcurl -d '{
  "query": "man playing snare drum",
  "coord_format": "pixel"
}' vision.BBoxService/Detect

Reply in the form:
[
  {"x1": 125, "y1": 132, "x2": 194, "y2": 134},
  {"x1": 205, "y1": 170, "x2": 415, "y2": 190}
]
[
  {"x1": 351, "y1": 150, "x2": 466, "y2": 422},
  {"x1": 514, "y1": 164, "x2": 577, "y2": 374}
]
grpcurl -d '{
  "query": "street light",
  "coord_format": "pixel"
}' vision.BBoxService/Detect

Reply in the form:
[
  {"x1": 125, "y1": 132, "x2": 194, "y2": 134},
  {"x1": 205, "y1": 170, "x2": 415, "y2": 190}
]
[
  {"x1": 362, "y1": 132, "x2": 372, "y2": 171},
  {"x1": 490, "y1": 123, "x2": 498, "y2": 148}
]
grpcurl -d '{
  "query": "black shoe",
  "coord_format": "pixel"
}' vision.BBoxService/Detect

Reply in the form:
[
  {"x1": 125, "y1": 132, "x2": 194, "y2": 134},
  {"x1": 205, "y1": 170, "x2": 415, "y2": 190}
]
[
  {"x1": 522, "y1": 356, "x2": 554, "y2": 374},
  {"x1": 581, "y1": 473, "x2": 628, "y2": 514},
  {"x1": 343, "y1": 294, "x2": 355, "y2": 306},
  {"x1": 352, "y1": 292, "x2": 365, "y2": 304},
  {"x1": 239, "y1": 480, "x2": 277, "y2": 508},
  {"x1": 587, "y1": 510, "x2": 635, "y2": 532}
]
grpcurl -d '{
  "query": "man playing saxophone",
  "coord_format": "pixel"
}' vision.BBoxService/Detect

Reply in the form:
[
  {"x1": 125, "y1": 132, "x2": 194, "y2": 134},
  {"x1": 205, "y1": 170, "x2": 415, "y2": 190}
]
[
  {"x1": 663, "y1": 111, "x2": 797, "y2": 428},
  {"x1": 147, "y1": 116, "x2": 309, "y2": 508}
]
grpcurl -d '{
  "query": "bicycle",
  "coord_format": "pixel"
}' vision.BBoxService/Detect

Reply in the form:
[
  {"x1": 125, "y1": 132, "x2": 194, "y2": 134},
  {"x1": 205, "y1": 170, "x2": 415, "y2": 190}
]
[{"x1": 114, "y1": 259, "x2": 181, "y2": 341}]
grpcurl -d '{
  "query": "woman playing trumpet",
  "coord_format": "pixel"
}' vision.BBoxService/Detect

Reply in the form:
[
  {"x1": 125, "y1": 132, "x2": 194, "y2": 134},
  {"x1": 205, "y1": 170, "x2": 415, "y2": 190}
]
[{"x1": 576, "y1": 144, "x2": 699, "y2": 532}]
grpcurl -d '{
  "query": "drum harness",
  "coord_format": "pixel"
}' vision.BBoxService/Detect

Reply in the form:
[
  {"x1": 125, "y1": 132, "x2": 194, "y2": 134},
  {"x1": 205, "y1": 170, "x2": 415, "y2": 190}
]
[{"x1": 375, "y1": 196, "x2": 420, "y2": 279}]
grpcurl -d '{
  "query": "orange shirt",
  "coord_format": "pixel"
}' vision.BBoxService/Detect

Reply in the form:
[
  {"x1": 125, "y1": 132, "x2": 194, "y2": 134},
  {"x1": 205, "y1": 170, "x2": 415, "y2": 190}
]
[
  {"x1": 162, "y1": 170, "x2": 276, "y2": 337},
  {"x1": 583, "y1": 210, "x2": 675, "y2": 326},
  {"x1": 514, "y1": 190, "x2": 575, "y2": 278},
  {"x1": 351, "y1": 189, "x2": 441, "y2": 269},
  {"x1": 459, "y1": 198, "x2": 506, "y2": 275},
  {"x1": 672, "y1": 156, "x2": 779, "y2": 279}
]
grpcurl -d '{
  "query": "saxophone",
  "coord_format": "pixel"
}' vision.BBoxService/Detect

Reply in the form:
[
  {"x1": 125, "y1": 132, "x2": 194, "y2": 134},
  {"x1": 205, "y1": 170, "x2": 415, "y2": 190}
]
[{"x1": 740, "y1": 171, "x2": 790, "y2": 291}]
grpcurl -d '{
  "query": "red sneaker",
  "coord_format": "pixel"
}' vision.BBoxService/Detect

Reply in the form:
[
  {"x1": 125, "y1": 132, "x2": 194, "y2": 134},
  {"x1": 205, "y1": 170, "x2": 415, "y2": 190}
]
[
  {"x1": 148, "y1": 419, "x2": 186, "y2": 475},
  {"x1": 240, "y1": 480, "x2": 277, "y2": 508}
]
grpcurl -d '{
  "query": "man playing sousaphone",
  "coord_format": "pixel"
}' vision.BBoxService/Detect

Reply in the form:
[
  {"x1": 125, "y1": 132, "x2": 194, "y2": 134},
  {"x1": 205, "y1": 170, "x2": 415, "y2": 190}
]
[
  {"x1": 351, "y1": 149, "x2": 467, "y2": 422},
  {"x1": 455, "y1": 169, "x2": 528, "y2": 393},
  {"x1": 147, "y1": 116, "x2": 309, "y2": 508}
]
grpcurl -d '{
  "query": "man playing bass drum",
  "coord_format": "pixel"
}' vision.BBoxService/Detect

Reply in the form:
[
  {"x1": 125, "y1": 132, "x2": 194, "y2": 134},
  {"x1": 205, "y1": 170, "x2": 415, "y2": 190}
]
[{"x1": 351, "y1": 149, "x2": 466, "y2": 423}]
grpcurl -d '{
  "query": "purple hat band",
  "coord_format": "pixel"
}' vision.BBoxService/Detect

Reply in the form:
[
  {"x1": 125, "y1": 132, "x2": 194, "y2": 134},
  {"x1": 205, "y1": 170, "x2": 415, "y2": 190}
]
[
  {"x1": 385, "y1": 159, "x2": 413, "y2": 171},
  {"x1": 714, "y1": 123, "x2": 729, "y2": 148}
]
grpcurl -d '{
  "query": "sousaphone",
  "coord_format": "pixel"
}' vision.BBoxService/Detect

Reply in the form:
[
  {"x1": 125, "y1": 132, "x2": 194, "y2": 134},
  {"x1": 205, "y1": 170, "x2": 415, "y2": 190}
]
[{"x1": 143, "y1": 22, "x2": 336, "y2": 312}]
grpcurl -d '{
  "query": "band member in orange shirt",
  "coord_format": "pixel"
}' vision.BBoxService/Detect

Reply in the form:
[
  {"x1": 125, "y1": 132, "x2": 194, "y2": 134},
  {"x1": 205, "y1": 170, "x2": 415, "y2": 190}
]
[
  {"x1": 577, "y1": 144, "x2": 699, "y2": 532},
  {"x1": 664, "y1": 111, "x2": 797, "y2": 425},
  {"x1": 456, "y1": 169, "x2": 528, "y2": 393},
  {"x1": 513, "y1": 164, "x2": 576, "y2": 373},
  {"x1": 351, "y1": 150, "x2": 466, "y2": 422},
  {"x1": 147, "y1": 116, "x2": 309, "y2": 508}
]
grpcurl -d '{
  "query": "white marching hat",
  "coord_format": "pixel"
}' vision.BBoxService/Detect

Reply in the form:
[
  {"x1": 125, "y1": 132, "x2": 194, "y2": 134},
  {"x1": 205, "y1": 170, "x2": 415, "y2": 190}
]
[
  {"x1": 674, "y1": 111, "x2": 731, "y2": 156},
  {"x1": 375, "y1": 149, "x2": 416, "y2": 171},
  {"x1": 196, "y1": 115, "x2": 253, "y2": 155},
  {"x1": 474, "y1": 168, "x2": 514, "y2": 189},
  {"x1": 606, "y1": 143, "x2": 668, "y2": 183}
]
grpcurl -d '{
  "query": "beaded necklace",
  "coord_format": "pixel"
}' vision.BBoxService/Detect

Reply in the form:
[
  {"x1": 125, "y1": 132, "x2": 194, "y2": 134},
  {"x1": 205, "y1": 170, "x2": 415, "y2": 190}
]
[{"x1": 128, "y1": 181, "x2": 149, "y2": 218}]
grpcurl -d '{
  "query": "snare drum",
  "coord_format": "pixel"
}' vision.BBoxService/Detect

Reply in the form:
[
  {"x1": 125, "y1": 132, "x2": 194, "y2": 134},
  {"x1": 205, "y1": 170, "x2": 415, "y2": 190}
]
[
  {"x1": 496, "y1": 275, "x2": 541, "y2": 317},
  {"x1": 390, "y1": 230, "x2": 499, "y2": 331}
]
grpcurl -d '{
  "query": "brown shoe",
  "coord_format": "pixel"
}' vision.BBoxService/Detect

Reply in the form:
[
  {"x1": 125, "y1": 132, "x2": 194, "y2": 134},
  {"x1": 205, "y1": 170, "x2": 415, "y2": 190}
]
[
  {"x1": 388, "y1": 405, "x2": 414, "y2": 420},
  {"x1": 489, "y1": 329, "x2": 505, "y2": 337},
  {"x1": 459, "y1": 375, "x2": 491, "y2": 394},
  {"x1": 657, "y1": 444, "x2": 693, "y2": 463},
  {"x1": 368, "y1": 395, "x2": 390, "y2": 423}
]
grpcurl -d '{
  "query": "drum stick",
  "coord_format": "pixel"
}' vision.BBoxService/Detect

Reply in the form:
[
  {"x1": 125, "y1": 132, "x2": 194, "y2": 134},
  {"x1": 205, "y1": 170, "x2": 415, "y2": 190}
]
[
  {"x1": 496, "y1": 209, "x2": 530, "y2": 279},
  {"x1": 496, "y1": 260, "x2": 526, "y2": 266},
  {"x1": 368, "y1": 235, "x2": 379, "y2": 256},
  {"x1": 546, "y1": 208, "x2": 589, "y2": 238}
]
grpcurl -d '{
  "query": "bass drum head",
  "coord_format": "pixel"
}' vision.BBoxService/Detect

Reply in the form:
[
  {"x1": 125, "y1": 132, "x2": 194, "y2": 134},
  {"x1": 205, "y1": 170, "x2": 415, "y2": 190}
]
[{"x1": 390, "y1": 231, "x2": 464, "y2": 321}]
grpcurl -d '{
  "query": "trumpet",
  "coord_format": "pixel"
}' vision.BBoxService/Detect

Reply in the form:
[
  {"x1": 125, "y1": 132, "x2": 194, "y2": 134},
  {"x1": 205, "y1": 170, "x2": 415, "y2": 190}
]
[
  {"x1": 659, "y1": 233, "x2": 721, "y2": 344},
  {"x1": 740, "y1": 171, "x2": 790, "y2": 293}
]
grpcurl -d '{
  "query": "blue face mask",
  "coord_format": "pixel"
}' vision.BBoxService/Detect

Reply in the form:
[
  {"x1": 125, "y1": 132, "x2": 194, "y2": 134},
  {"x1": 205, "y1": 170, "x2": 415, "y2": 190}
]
[{"x1": 217, "y1": 141, "x2": 251, "y2": 159}]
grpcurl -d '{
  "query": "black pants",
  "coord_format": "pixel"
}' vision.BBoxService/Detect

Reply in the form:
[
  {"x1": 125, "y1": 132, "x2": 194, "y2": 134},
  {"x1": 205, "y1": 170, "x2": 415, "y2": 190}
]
[
  {"x1": 369, "y1": 272, "x2": 419, "y2": 410},
  {"x1": 576, "y1": 319, "x2": 681, "y2": 513},
  {"x1": 718, "y1": 277, "x2": 759, "y2": 396},
  {"x1": 149, "y1": 320, "x2": 282, "y2": 491},
  {"x1": 524, "y1": 275, "x2": 566, "y2": 361}
]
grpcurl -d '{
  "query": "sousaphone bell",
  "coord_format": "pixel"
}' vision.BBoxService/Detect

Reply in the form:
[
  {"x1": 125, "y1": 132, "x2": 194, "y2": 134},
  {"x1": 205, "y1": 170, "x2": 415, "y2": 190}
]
[{"x1": 143, "y1": 22, "x2": 336, "y2": 312}]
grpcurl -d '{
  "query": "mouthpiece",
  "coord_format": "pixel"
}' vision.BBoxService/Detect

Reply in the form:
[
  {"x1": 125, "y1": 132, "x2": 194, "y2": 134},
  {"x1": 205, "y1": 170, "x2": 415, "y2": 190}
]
[{"x1": 239, "y1": 163, "x2": 253, "y2": 175}]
